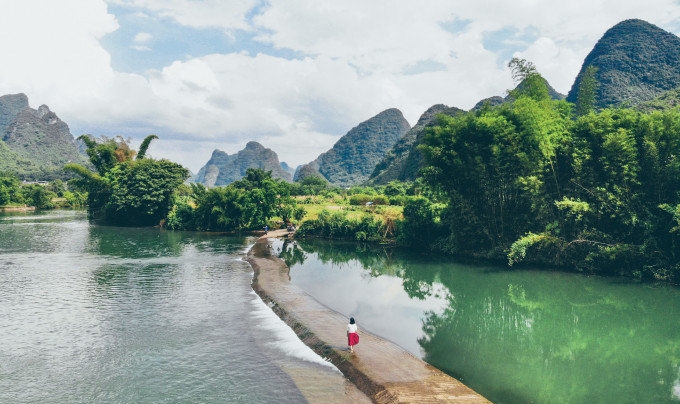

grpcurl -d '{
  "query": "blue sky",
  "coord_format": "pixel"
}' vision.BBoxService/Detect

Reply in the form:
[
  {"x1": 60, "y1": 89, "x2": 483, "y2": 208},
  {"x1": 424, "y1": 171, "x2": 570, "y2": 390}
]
[{"x1": 2, "y1": 0, "x2": 680, "y2": 173}]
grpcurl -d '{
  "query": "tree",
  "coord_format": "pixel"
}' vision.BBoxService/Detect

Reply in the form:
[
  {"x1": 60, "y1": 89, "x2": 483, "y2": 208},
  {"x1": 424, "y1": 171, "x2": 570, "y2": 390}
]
[
  {"x1": 507, "y1": 57, "x2": 550, "y2": 101},
  {"x1": 65, "y1": 135, "x2": 189, "y2": 225},
  {"x1": 193, "y1": 186, "x2": 248, "y2": 231},
  {"x1": 21, "y1": 184, "x2": 56, "y2": 210},
  {"x1": 106, "y1": 158, "x2": 189, "y2": 226},
  {"x1": 383, "y1": 180, "x2": 407, "y2": 197},
  {"x1": 136, "y1": 134, "x2": 158, "y2": 160},
  {"x1": 77, "y1": 135, "x2": 135, "y2": 176},
  {"x1": 0, "y1": 173, "x2": 22, "y2": 206},
  {"x1": 575, "y1": 66, "x2": 599, "y2": 116},
  {"x1": 293, "y1": 175, "x2": 328, "y2": 195},
  {"x1": 398, "y1": 197, "x2": 443, "y2": 249},
  {"x1": 186, "y1": 169, "x2": 304, "y2": 232},
  {"x1": 419, "y1": 87, "x2": 572, "y2": 258}
]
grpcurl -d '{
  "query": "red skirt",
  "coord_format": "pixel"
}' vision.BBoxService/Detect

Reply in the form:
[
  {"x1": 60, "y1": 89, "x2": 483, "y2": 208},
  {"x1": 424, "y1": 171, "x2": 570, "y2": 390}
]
[{"x1": 348, "y1": 332, "x2": 359, "y2": 346}]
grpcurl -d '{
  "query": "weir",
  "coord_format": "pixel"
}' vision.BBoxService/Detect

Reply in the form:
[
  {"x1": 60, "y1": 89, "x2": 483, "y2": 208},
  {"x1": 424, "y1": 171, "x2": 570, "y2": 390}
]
[{"x1": 247, "y1": 230, "x2": 490, "y2": 403}]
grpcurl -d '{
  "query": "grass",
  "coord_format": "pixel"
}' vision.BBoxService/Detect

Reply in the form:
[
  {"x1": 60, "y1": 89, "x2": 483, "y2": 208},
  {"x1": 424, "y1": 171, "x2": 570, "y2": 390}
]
[{"x1": 299, "y1": 202, "x2": 403, "y2": 223}]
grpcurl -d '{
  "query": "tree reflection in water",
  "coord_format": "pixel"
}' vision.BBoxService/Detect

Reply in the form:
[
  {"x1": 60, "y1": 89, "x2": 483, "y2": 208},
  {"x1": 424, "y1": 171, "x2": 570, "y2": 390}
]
[{"x1": 287, "y1": 238, "x2": 680, "y2": 404}]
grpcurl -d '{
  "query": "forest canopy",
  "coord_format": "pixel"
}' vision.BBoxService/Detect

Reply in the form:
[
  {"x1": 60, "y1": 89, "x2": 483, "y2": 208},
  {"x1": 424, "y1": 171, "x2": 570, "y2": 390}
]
[{"x1": 418, "y1": 69, "x2": 680, "y2": 281}]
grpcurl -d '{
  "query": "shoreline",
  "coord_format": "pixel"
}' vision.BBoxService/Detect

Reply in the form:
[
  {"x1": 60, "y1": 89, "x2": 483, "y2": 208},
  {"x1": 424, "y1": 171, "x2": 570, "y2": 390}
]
[
  {"x1": 247, "y1": 230, "x2": 490, "y2": 403},
  {"x1": 0, "y1": 205, "x2": 35, "y2": 212}
]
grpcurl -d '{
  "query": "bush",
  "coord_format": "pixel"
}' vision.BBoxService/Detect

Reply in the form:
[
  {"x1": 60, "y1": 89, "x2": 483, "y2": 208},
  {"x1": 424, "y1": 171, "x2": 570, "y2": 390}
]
[
  {"x1": 296, "y1": 209, "x2": 387, "y2": 242},
  {"x1": 349, "y1": 194, "x2": 389, "y2": 206},
  {"x1": 397, "y1": 197, "x2": 444, "y2": 249},
  {"x1": 165, "y1": 197, "x2": 196, "y2": 230}
]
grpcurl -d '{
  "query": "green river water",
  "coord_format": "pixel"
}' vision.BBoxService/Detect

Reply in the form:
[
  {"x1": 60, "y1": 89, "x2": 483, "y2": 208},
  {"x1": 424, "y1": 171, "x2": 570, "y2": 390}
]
[{"x1": 279, "y1": 238, "x2": 680, "y2": 403}]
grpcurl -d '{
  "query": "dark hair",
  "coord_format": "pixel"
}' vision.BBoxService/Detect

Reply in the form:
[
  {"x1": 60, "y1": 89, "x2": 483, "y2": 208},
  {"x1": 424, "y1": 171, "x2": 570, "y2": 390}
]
[{"x1": 349, "y1": 317, "x2": 355, "y2": 324}]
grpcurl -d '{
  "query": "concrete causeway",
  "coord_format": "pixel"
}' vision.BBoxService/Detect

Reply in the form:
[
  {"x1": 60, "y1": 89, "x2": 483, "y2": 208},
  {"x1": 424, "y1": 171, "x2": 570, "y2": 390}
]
[{"x1": 247, "y1": 230, "x2": 490, "y2": 403}]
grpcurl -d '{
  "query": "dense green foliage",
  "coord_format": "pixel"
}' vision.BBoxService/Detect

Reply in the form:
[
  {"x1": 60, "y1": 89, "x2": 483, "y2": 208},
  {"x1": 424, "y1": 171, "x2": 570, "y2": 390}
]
[
  {"x1": 419, "y1": 78, "x2": 680, "y2": 280},
  {"x1": 0, "y1": 172, "x2": 84, "y2": 209},
  {"x1": 166, "y1": 169, "x2": 305, "y2": 232},
  {"x1": 0, "y1": 173, "x2": 23, "y2": 206},
  {"x1": 397, "y1": 197, "x2": 445, "y2": 249},
  {"x1": 296, "y1": 209, "x2": 387, "y2": 242},
  {"x1": 65, "y1": 135, "x2": 189, "y2": 226},
  {"x1": 289, "y1": 175, "x2": 329, "y2": 196},
  {"x1": 106, "y1": 158, "x2": 190, "y2": 226},
  {"x1": 574, "y1": 65, "x2": 599, "y2": 116}
]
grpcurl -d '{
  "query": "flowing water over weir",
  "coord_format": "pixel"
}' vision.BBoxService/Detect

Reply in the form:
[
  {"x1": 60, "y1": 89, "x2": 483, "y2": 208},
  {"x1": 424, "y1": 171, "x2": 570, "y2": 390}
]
[{"x1": 0, "y1": 211, "x2": 347, "y2": 403}]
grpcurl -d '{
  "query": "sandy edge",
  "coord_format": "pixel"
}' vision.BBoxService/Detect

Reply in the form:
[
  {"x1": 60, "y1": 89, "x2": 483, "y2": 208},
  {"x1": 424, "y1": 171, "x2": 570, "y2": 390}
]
[{"x1": 246, "y1": 230, "x2": 490, "y2": 403}]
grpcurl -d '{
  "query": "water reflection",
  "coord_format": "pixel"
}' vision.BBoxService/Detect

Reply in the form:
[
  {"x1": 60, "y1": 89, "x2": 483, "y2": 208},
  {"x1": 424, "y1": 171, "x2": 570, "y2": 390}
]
[{"x1": 286, "y1": 239, "x2": 680, "y2": 403}]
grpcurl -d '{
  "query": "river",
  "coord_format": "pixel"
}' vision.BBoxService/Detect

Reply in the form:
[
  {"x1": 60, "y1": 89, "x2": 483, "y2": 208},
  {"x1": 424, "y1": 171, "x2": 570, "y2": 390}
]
[
  {"x1": 0, "y1": 211, "x2": 345, "y2": 403},
  {"x1": 3, "y1": 211, "x2": 680, "y2": 403}
]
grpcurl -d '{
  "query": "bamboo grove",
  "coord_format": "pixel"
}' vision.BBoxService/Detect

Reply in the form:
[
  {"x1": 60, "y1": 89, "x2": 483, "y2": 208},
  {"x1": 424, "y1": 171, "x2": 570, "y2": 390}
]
[{"x1": 418, "y1": 62, "x2": 680, "y2": 281}]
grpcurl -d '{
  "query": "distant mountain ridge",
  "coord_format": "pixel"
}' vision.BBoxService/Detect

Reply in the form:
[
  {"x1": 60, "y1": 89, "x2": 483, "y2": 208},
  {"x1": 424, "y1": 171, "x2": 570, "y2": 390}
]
[
  {"x1": 0, "y1": 93, "x2": 87, "y2": 180},
  {"x1": 192, "y1": 141, "x2": 291, "y2": 187},
  {"x1": 368, "y1": 78, "x2": 566, "y2": 185}
]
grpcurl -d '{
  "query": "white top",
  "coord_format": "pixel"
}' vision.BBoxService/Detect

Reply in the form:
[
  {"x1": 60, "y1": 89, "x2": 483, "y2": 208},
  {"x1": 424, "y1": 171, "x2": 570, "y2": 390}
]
[{"x1": 347, "y1": 323, "x2": 358, "y2": 333}]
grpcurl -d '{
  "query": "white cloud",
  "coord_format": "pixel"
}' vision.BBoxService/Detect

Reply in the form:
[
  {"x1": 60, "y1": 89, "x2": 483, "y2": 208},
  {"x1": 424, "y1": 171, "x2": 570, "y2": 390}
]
[
  {"x1": 131, "y1": 34, "x2": 152, "y2": 52},
  {"x1": 3, "y1": 0, "x2": 680, "y2": 173},
  {"x1": 0, "y1": 0, "x2": 118, "y2": 110},
  {"x1": 133, "y1": 31, "x2": 153, "y2": 43},
  {"x1": 254, "y1": 0, "x2": 459, "y2": 74}
]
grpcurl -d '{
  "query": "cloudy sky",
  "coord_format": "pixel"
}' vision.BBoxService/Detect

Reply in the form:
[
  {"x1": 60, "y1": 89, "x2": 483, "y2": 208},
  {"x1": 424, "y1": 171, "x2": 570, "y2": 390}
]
[{"x1": 2, "y1": 1, "x2": 680, "y2": 173}]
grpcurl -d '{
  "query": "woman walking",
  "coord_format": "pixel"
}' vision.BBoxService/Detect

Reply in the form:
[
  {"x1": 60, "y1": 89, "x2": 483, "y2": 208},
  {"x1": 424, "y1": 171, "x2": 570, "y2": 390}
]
[{"x1": 347, "y1": 317, "x2": 359, "y2": 353}]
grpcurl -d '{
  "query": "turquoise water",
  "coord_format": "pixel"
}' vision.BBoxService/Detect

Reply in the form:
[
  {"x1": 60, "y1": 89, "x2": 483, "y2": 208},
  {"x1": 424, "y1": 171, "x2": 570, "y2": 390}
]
[
  {"x1": 0, "y1": 211, "x2": 341, "y2": 403},
  {"x1": 281, "y1": 238, "x2": 680, "y2": 403}
]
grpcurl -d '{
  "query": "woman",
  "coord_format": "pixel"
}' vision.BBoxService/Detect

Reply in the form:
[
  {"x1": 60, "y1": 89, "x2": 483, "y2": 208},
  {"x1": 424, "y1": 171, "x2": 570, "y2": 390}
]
[{"x1": 347, "y1": 317, "x2": 359, "y2": 352}]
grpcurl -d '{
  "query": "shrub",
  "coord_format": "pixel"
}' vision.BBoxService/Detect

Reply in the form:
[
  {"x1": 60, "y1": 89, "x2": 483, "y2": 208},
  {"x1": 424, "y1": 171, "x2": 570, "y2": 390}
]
[
  {"x1": 349, "y1": 194, "x2": 389, "y2": 206},
  {"x1": 296, "y1": 209, "x2": 388, "y2": 242}
]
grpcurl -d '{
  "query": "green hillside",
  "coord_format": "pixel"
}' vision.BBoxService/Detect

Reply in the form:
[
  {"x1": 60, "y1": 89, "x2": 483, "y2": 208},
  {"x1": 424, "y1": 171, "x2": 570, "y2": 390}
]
[
  {"x1": 567, "y1": 19, "x2": 680, "y2": 108},
  {"x1": 296, "y1": 108, "x2": 411, "y2": 187},
  {"x1": 0, "y1": 93, "x2": 88, "y2": 180}
]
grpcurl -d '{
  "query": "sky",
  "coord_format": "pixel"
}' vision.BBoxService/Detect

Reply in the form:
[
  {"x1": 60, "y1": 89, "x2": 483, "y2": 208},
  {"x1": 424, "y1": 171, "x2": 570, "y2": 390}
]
[{"x1": 2, "y1": 1, "x2": 680, "y2": 173}]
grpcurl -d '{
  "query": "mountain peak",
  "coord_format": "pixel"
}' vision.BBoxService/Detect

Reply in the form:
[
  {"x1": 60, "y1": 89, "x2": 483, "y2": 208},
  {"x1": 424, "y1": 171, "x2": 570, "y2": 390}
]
[
  {"x1": 244, "y1": 141, "x2": 265, "y2": 151},
  {"x1": 566, "y1": 19, "x2": 680, "y2": 107},
  {"x1": 0, "y1": 93, "x2": 87, "y2": 180},
  {"x1": 193, "y1": 142, "x2": 291, "y2": 187},
  {"x1": 295, "y1": 108, "x2": 411, "y2": 187}
]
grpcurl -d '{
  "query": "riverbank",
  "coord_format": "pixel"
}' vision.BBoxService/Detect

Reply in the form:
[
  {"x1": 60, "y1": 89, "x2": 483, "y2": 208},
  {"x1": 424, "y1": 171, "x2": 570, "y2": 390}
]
[
  {"x1": 0, "y1": 205, "x2": 35, "y2": 212},
  {"x1": 247, "y1": 229, "x2": 490, "y2": 403}
]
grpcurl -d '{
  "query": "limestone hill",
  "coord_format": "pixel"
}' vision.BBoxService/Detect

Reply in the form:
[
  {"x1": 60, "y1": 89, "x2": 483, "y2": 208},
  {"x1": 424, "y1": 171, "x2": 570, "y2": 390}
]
[
  {"x1": 192, "y1": 141, "x2": 292, "y2": 187},
  {"x1": 0, "y1": 93, "x2": 87, "y2": 180},
  {"x1": 567, "y1": 19, "x2": 680, "y2": 108},
  {"x1": 294, "y1": 108, "x2": 410, "y2": 187}
]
